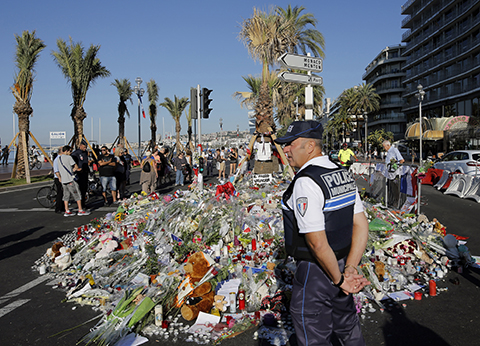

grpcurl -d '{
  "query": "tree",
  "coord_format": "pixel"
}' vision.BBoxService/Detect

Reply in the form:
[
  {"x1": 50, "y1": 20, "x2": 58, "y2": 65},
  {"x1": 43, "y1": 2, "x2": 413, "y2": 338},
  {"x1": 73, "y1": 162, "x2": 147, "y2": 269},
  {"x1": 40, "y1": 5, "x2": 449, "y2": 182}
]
[
  {"x1": 368, "y1": 128, "x2": 394, "y2": 150},
  {"x1": 147, "y1": 79, "x2": 159, "y2": 150},
  {"x1": 159, "y1": 96, "x2": 189, "y2": 153},
  {"x1": 239, "y1": 6, "x2": 325, "y2": 134},
  {"x1": 52, "y1": 37, "x2": 110, "y2": 148},
  {"x1": 354, "y1": 82, "x2": 380, "y2": 147},
  {"x1": 111, "y1": 78, "x2": 133, "y2": 147},
  {"x1": 11, "y1": 30, "x2": 46, "y2": 179}
]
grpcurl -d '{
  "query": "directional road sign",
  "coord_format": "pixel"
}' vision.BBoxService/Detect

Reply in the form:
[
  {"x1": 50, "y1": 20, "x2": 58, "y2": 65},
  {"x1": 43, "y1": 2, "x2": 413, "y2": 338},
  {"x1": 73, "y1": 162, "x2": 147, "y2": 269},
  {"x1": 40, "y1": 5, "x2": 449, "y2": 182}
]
[
  {"x1": 278, "y1": 53, "x2": 323, "y2": 72},
  {"x1": 278, "y1": 71, "x2": 323, "y2": 86}
]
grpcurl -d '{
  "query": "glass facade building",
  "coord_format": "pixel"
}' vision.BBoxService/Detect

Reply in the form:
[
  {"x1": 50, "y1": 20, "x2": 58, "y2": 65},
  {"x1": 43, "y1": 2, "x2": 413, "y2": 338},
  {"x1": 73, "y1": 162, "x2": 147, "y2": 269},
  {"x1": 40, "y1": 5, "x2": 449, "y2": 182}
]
[{"x1": 401, "y1": 0, "x2": 480, "y2": 121}]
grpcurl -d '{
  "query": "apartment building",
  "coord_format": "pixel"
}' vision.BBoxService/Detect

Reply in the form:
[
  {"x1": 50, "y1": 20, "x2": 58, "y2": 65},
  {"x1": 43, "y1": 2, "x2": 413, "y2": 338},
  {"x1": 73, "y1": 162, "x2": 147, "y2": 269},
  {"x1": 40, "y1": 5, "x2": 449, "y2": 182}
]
[
  {"x1": 363, "y1": 45, "x2": 407, "y2": 141},
  {"x1": 401, "y1": 0, "x2": 480, "y2": 121}
]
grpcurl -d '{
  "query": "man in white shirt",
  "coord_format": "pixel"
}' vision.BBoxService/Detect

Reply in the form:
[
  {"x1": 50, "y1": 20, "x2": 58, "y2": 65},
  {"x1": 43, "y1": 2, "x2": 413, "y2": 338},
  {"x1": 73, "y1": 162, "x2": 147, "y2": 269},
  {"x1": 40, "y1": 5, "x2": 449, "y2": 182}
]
[{"x1": 275, "y1": 120, "x2": 369, "y2": 346}]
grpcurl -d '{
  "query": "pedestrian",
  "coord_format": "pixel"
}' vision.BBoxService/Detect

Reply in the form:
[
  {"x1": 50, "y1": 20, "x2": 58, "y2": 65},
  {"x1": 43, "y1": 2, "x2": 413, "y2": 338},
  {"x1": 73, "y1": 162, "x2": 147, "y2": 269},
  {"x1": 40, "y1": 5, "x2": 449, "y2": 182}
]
[
  {"x1": 382, "y1": 140, "x2": 405, "y2": 166},
  {"x1": 185, "y1": 149, "x2": 193, "y2": 183},
  {"x1": 52, "y1": 146, "x2": 65, "y2": 214},
  {"x1": 218, "y1": 147, "x2": 226, "y2": 181},
  {"x1": 114, "y1": 148, "x2": 127, "y2": 199},
  {"x1": 229, "y1": 147, "x2": 238, "y2": 176},
  {"x1": 56, "y1": 145, "x2": 90, "y2": 217},
  {"x1": 338, "y1": 143, "x2": 357, "y2": 171},
  {"x1": 373, "y1": 149, "x2": 378, "y2": 160},
  {"x1": 98, "y1": 146, "x2": 118, "y2": 206},
  {"x1": 71, "y1": 139, "x2": 90, "y2": 210},
  {"x1": 275, "y1": 120, "x2": 370, "y2": 346},
  {"x1": 206, "y1": 149, "x2": 214, "y2": 177},
  {"x1": 173, "y1": 151, "x2": 187, "y2": 186},
  {"x1": 1, "y1": 145, "x2": 9, "y2": 165},
  {"x1": 140, "y1": 150, "x2": 157, "y2": 194}
]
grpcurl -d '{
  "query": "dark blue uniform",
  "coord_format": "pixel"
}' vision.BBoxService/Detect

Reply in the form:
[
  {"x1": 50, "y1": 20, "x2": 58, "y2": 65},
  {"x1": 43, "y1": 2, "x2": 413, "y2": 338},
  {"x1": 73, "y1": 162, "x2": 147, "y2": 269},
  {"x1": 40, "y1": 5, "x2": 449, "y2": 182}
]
[{"x1": 283, "y1": 160, "x2": 365, "y2": 346}]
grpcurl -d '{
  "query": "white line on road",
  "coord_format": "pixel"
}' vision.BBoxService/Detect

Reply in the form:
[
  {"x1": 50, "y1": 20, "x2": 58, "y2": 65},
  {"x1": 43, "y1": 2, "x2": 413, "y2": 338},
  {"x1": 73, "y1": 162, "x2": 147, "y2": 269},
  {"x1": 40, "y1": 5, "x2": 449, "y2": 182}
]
[
  {"x1": 0, "y1": 299, "x2": 30, "y2": 319},
  {"x1": 0, "y1": 275, "x2": 50, "y2": 305},
  {"x1": 0, "y1": 208, "x2": 52, "y2": 212}
]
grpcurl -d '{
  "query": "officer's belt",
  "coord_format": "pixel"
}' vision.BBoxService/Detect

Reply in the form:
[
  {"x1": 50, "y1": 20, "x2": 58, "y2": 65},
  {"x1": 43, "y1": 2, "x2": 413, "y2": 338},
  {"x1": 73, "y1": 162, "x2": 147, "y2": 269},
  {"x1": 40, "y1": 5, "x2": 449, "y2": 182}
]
[{"x1": 297, "y1": 243, "x2": 351, "y2": 262}]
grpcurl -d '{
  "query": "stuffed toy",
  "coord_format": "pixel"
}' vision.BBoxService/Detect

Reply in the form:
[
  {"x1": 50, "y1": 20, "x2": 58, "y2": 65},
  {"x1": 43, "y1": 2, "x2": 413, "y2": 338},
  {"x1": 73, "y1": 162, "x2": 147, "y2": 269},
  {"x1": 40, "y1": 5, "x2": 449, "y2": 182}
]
[
  {"x1": 46, "y1": 241, "x2": 64, "y2": 260},
  {"x1": 53, "y1": 246, "x2": 72, "y2": 271},
  {"x1": 180, "y1": 252, "x2": 215, "y2": 321},
  {"x1": 374, "y1": 261, "x2": 386, "y2": 281},
  {"x1": 213, "y1": 295, "x2": 228, "y2": 312},
  {"x1": 95, "y1": 233, "x2": 118, "y2": 259},
  {"x1": 433, "y1": 218, "x2": 446, "y2": 236}
]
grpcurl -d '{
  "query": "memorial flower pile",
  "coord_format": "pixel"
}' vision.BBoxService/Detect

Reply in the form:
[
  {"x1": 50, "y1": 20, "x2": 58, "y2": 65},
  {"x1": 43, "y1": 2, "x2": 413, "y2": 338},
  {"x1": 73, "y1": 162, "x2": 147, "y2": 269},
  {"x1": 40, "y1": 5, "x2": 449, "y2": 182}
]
[{"x1": 33, "y1": 171, "x2": 475, "y2": 344}]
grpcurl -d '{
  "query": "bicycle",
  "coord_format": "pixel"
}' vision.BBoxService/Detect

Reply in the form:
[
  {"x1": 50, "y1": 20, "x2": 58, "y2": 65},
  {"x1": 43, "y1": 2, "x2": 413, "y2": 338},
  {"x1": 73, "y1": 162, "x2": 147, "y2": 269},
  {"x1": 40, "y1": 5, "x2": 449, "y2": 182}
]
[
  {"x1": 36, "y1": 177, "x2": 96, "y2": 209},
  {"x1": 29, "y1": 156, "x2": 42, "y2": 170},
  {"x1": 36, "y1": 181, "x2": 57, "y2": 208}
]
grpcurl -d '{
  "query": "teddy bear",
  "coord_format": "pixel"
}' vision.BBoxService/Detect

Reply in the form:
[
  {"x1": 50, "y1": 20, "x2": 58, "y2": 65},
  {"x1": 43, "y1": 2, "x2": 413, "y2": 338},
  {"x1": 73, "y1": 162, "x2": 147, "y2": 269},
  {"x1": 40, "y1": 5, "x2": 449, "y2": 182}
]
[
  {"x1": 46, "y1": 241, "x2": 64, "y2": 260},
  {"x1": 179, "y1": 252, "x2": 215, "y2": 321},
  {"x1": 95, "y1": 232, "x2": 118, "y2": 259},
  {"x1": 53, "y1": 246, "x2": 72, "y2": 271},
  {"x1": 374, "y1": 261, "x2": 386, "y2": 281}
]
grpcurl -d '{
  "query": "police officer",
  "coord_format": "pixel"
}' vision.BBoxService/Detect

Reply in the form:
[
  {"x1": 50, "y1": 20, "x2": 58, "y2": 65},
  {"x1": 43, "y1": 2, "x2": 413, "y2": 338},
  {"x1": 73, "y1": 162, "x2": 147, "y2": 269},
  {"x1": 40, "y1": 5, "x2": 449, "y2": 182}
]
[{"x1": 275, "y1": 121, "x2": 370, "y2": 346}]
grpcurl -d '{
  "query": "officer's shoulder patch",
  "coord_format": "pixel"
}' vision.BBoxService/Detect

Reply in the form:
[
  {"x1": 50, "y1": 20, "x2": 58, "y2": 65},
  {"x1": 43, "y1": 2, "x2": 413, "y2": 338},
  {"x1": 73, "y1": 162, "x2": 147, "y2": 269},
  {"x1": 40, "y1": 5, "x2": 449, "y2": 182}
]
[{"x1": 296, "y1": 197, "x2": 308, "y2": 217}]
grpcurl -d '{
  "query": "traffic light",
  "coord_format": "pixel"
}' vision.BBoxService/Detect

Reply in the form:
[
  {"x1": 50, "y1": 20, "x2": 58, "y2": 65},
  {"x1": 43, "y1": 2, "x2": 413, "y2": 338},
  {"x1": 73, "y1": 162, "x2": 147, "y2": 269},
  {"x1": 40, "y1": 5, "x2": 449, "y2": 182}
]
[
  {"x1": 202, "y1": 87, "x2": 213, "y2": 119},
  {"x1": 190, "y1": 87, "x2": 198, "y2": 119}
]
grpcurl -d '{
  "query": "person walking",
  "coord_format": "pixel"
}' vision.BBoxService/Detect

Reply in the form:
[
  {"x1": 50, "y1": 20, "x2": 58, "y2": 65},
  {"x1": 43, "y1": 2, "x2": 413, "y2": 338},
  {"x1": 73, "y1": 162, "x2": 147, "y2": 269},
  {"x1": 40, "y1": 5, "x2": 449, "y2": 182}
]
[
  {"x1": 1, "y1": 145, "x2": 9, "y2": 165},
  {"x1": 229, "y1": 147, "x2": 238, "y2": 176},
  {"x1": 140, "y1": 150, "x2": 157, "y2": 194},
  {"x1": 338, "y1": 143, "x2": 357, "y2": 171},
  {"x1": 52, "y1": 146, "x2": 65, "y2": 214},
  {"x1": 275, "y1": 120, "x2": 370, "y2": 346},
  {"x1": 98, "y1": 146, "x2": 118, "y2": 206},
  {"x1": 71, "y1": 139, "x2": 90, "y2": 210},
  {"x1": 56, "y1": 145, "x2": 90, "y2": 217}
]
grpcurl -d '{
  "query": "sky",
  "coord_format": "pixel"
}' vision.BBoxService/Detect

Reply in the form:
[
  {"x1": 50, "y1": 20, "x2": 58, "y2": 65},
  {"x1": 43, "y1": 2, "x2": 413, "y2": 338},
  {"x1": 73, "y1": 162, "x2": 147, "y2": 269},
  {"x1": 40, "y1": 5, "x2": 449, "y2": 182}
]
[{"x1": 0, "y1": 0, "x2": 406, "y2": 147}]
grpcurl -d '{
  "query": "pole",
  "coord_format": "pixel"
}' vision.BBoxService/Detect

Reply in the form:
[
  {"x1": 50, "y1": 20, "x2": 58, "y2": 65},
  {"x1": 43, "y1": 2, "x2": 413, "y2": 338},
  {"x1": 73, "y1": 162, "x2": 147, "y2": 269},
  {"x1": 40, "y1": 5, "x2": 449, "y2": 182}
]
[
  {"x1": 197, "y1": 85, "x2": 202, "y2": 152},
  {"x1": 138, "y1": 95, "x2": 141, "y2": 157},
  {"x1": 99, "y1": 118, "x2": 101, "y2": 145},
  {"x1": 364, "y1": 112, "x2": 368, "y2": 159},
  {"x1": 305, "y1": 53, "x2": 314, "y2": 120}
]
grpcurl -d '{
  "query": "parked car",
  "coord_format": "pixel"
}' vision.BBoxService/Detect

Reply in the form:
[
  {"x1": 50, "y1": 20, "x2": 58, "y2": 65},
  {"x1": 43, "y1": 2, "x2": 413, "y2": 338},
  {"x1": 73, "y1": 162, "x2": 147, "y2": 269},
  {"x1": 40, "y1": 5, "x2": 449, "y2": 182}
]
[
  {"x1": 432, "y1": 150, "x2": 480, "y2": 175},
  {"x1": 329, "y1": 150, "x2": 339, "y2": 162}
]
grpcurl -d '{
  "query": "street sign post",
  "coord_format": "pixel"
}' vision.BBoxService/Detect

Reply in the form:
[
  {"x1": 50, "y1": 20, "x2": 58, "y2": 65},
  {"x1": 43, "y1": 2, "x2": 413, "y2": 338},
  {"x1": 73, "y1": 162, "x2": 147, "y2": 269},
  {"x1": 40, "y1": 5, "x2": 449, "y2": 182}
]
[
  {"x1": 278, "y1": 71, "x2": 323, "y2": 86},
  {"x1": 278, "y1": 53, "x2": 323, "y2": 72}
]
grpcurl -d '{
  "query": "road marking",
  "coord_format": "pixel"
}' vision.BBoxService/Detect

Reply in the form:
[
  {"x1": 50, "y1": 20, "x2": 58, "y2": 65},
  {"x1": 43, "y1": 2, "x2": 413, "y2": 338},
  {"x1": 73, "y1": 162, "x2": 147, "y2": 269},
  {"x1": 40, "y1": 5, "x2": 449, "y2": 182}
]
[
  {"x1": 0, "y1": 299, "x2": 31, "y2": 319},
  {"x1": 0, "y1": 276, "x2": 50, "y2": 305},
  {"x1": 0, "y1": 208, "x2": 52, "y2": 212}
]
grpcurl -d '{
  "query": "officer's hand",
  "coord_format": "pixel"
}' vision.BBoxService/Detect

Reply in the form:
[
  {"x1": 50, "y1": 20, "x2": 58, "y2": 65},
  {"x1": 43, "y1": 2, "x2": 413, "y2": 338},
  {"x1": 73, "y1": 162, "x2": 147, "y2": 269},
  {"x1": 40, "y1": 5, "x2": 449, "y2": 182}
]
[{"x1": 341, "y1": 272, "x2": 371, "y2": 295}]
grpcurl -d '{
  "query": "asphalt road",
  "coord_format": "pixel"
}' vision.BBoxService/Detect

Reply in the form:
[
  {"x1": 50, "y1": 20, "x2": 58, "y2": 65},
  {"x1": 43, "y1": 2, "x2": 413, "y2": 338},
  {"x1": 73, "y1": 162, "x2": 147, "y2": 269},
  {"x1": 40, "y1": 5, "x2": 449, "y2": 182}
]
[{"x1": 0, "y1": 169, "x2": 479, "y2": 346}]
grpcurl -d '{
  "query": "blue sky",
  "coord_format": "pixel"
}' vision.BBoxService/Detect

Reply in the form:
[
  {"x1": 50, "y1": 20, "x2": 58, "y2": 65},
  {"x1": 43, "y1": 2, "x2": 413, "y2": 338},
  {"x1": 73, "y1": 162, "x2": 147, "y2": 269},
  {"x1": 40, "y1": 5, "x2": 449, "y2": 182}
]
[{"x1": 0, "y1": 0, "x2": 406, "y2": 146}]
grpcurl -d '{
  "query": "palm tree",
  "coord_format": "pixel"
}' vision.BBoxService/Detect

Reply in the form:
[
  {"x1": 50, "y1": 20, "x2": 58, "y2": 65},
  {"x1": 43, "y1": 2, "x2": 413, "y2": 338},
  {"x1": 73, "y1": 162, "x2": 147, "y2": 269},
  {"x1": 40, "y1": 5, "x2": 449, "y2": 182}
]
[
  {"x1": 147, "y1": 79, "x2": 159, "y2": 150},
  {"x1": 10, "y1": 30, "x2": 46, "y2": 179},
  {"x1": 111, "y1": 79, "x2": 133, "y2": 147},
  {"x1": 354, "y1": 83, "x2": 380, "y2": 148},
  {"x1": 275, "y1": 4, "x2": 325, "y2": 58},
  {"x1": 52, "y1": 37, "x2": 110, "y2": 148},
  {"x1": 337, "y1": 88, "x2": 358, "y2": 140},
  {"x1": 159, "y1": 96, "x2": 189, "y2": 153}
]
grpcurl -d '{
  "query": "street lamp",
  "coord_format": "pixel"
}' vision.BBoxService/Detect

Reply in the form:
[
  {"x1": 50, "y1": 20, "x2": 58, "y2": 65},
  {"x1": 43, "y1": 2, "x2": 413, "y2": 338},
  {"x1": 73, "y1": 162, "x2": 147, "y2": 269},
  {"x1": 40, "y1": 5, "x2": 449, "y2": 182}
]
[
  {"x1": 134, "y1": 77, "x2": 145, "y2": 158},
  {"x1": 364, "y1": 111, "x2": 368, "y2": 160},
  {"x1": 415, "y1": 84, "x2": 426, "y2": 214},
  {"x1": 415, "y1": 84, "x2": 425, "y2": 166}
]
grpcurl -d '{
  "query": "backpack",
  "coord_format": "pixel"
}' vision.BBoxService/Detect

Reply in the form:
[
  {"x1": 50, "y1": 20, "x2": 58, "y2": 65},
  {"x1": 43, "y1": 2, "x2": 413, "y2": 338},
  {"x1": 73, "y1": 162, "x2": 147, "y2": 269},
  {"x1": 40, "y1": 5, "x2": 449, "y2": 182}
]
[{"x1": 142, "y1": 160, "x2": 151, "y2": 172}]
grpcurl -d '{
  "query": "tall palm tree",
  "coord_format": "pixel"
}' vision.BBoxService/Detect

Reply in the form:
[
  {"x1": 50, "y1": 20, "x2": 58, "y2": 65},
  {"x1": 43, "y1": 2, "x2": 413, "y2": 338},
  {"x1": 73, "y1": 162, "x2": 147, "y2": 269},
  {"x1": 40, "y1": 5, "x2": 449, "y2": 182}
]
[
  {"x1": 52, "y1": 37, "x2": 110, "y2": 148},
  {"x1": 159, "y1": 96, "x2": 189, "y2": 153},
  {"x1": 111, "y1": 78, "x2": 133, "y2": 147},
  {"x1": 354, "y1": 83, "x2": 380, "y2": 148},
  {"x1": 275, "y1": 4, "x2": 325, "y2": 58},
  {"x1": 147, "y1": 79, "x2": 159, "y2": 150},
  {"x1": 10, "y1": 30, "x2": 46, "y2": 179},
  {"x1": 337, "y1": 88, "x2": 358, "y2": 140}
]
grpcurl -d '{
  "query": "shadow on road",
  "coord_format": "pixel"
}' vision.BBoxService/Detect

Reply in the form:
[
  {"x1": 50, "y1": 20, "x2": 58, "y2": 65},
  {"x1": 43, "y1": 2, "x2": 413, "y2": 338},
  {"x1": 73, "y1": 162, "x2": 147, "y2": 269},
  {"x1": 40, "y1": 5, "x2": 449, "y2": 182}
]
[
  {"x1": 381, "y1": 301, "x2": 450, "y2": 346},
  {"x1": 0, "y1": 228, "x2": 67, "y2": 261}
]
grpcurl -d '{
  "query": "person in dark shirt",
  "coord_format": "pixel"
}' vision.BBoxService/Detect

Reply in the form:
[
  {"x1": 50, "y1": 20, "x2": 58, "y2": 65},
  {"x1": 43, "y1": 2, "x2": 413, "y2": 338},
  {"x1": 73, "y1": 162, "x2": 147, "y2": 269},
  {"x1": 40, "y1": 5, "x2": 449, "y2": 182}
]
[
  {"x1": 71, "y1": 139, "x2": 90, "y2": 209},
  {"x1": 98, "y1": 146, "x2": 117, "y2": 205}
]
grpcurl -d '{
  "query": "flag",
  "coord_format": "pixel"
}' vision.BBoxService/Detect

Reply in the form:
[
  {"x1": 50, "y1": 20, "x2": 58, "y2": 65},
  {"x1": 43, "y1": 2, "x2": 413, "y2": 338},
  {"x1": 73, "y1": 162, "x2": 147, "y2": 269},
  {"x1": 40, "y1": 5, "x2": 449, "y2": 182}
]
[{"x1": 138, "y1": 94, "x2": 146, "y2": 118}]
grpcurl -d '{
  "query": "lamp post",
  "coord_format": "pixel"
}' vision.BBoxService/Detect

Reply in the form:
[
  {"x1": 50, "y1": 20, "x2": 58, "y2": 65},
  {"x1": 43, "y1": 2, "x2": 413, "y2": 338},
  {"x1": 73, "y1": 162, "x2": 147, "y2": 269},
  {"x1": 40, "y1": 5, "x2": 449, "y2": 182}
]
[
  {"x1": 134, "y1": 77, "x2": 144, "y2": 158},
  {"x1": 364, "y1": 111, "x2": 368, "y2": 159},
  {"x1": 416, "y1": 84, "x2": 425, "y2": 166},
  {"x1": 415, "y1": 84, "x2": 426, "y2": 214}
]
